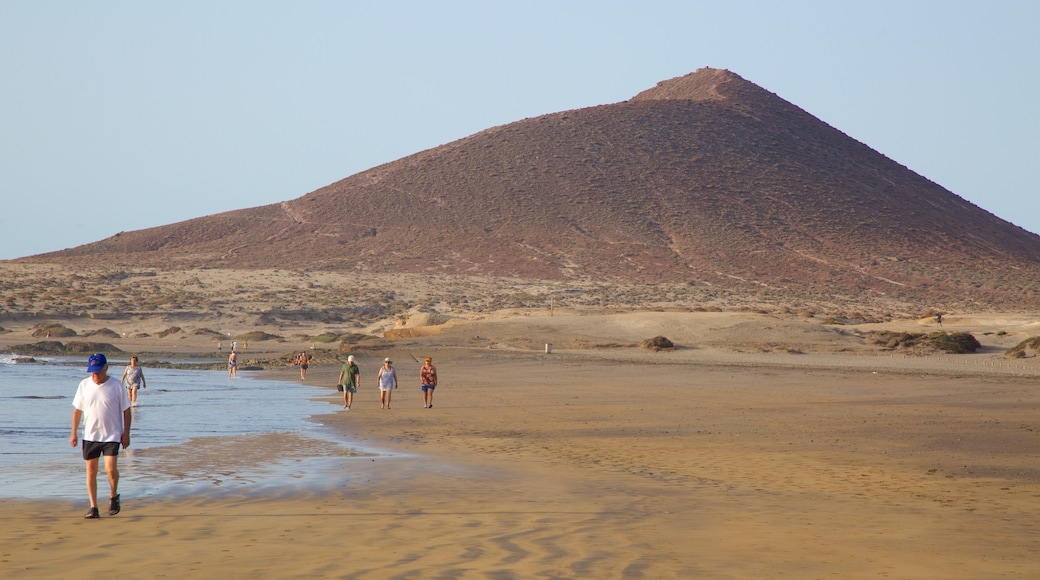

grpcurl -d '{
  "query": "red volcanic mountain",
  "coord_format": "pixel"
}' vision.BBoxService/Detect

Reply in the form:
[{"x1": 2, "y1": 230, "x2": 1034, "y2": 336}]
[{"x1": 32, "y1": 68, "x2": 1040, "y2": 304}]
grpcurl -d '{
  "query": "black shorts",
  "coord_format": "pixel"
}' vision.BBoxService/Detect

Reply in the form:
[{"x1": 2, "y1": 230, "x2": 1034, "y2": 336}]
[{"x1": 82, "y1": 441, "x2": 120, "y2": 460}]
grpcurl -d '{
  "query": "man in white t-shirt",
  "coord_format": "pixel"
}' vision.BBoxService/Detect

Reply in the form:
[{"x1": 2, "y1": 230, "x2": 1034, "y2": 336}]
[{"x1": 70, "y1": 353, "x2": 132, "y2": 519}]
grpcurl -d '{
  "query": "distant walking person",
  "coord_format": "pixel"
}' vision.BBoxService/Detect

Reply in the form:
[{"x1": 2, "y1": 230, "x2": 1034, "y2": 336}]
[
  {"x1": 935, "y1": 313, "x2": 943, "y2": 327},
  {"x1": 377, "y1": 357, "x2": 397, "y2": 409},
  {"x1": 420, "y1": 356, "x2": 438, "y2": 408},
  {"x1": 228, "y1": 351, "x2": 238, "y2": 378},
  {"x1": 299, "y1": 351, "x2": 310, "y2": 380},
  {"x1": 338, "y1": 355, "x2": 360, "y2": 410},
  {"x1": 70, "y1": 353, "x2": 131, "y2": 519},
  {"x1": 120, "y1": 355, "x2": 147, "y2": 407}
]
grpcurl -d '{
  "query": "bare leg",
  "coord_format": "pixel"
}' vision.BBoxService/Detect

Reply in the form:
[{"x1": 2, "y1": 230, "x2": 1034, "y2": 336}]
[
  {"x1": 85, "y1": 458, "x2": 100, "y2": 508},
  {"x1": 386, "y1": 390, "x2": 392, "y2": 409},
  {"x1": 427, "y1": 388, "x2": 433, "y2": 407},
  {"x1": 104, "y1": 454, "x2": 120, "y2": 498}
]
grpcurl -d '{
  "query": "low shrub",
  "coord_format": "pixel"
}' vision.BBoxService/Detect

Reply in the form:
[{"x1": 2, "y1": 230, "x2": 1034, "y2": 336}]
[
  {"x1": 869, "y1": 331, "x2": 980, "y2": 354},
  {"x1": 157, "y1": 326, "x2": 182, "y2": 338},
  {"x1": 1006, "y1": 336, "x2": 1040, "y2": 358},
  {"x1": 81, "y1": 328, "x2": 121, "y2": 338},
  {"x1": 234, "y1": 331, "x2": 282, "y2": 341},
  {"x1": 30, "y1": 323, "x2": 76, "y2": 338},
  {"x1": 640, "y1": 335, "x2": 674, "y2": 351}
]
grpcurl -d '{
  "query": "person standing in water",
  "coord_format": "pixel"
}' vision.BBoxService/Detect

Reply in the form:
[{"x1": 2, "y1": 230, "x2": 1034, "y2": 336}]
[
  {"x1": 376, "y1": 357, "x2": 397, "y2": 409},
  {"x1": 420, "y1": 356, "x2": 438, "y2": 408},
  {"x1": 70, "y1": 353, "x2": 131, "y2": 519},
  {"x1": 120, "y1": 355, "x2": 146, "y2": 407},
  {"x1": 228, "y1": 350, "x2": 238, "y2": 378}
]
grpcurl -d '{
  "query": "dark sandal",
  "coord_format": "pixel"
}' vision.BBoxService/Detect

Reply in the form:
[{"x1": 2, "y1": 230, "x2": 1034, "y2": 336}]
[
  {"x1": 108, "y1": 494, "x2": 121, "y2": 516},
  {"x1": 84, "y1": 507, "x2": 100, "y2": 519}
]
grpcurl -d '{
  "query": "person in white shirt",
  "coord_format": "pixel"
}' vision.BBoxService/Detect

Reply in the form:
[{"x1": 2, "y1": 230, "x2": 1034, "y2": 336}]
[{"x1": 70, "y1": 353, "x2": 131, "y2": 519}]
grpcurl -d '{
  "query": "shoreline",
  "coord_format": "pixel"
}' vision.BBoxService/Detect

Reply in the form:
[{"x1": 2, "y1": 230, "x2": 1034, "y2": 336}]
[{"x1": 3, "y1": 311, "x2": 1040, "y2": 577}]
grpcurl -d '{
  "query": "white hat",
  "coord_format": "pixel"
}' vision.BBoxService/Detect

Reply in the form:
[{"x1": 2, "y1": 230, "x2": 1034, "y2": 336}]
[
  {"x1": 384, "y1": 357, "x2": 391, "y2": 362},
  {"x1": 347, "y1": 355, "x2": 355, "y2": 362}
]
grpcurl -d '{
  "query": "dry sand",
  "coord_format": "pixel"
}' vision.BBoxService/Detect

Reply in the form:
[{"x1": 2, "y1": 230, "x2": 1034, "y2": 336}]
[{"x1": 2, "y1": 309, "x2": 1040, "y2": 578}]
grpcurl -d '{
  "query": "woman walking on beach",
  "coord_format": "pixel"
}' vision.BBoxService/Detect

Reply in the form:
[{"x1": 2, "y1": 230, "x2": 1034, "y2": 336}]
[
  {"x1": 120, "y1": 356, "x2": 146, "y2": 407},
  {"x1": 298, "y1": 351, "x2": 310, "y2": 380},
  {"x1": 377, "y1": 357, "x2": 397, "y2": 409},
  {"x1": 420, "y1": 356, "x2": 437, "y2": 408}
]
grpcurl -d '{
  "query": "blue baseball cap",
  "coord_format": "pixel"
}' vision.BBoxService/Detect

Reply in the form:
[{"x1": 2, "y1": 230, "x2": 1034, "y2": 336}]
[{"x1": 87, "y1": 353, "x2": 108, "y2": 372}]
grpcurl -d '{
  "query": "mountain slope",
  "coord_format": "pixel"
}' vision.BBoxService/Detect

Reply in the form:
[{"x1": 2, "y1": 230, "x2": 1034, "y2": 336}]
[{"x1": 31, "y1": 68, "x2": 1040, "y2": 305}]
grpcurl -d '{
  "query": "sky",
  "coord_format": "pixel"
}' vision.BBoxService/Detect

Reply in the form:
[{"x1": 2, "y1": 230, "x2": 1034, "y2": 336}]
[{"x1": 2, "y1": 1, "x2": 1038, "y2": 260}]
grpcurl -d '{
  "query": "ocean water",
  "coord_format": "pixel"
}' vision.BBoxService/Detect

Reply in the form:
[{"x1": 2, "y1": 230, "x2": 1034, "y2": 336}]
[{"x1": 0, "y1": 354, "x2": 375, "y2": 501}]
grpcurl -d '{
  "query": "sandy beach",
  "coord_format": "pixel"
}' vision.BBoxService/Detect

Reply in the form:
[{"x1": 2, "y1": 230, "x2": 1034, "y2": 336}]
[{"x1": 3, "y1": 304, "x2": 1040, "y2": 578}]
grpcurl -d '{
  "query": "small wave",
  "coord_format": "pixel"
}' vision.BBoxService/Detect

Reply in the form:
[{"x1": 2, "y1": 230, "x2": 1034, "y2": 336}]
[
  {"x1": 0, "y1": 354, "x2": 64, "y2": 365},
  {"x1": 16, "y1": 395, "x2": 67, "y2": 400}
]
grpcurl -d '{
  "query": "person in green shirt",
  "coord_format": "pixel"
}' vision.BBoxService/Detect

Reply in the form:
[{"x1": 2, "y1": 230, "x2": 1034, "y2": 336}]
[{"x1": 338, "y1": 355, "x2": 360, "y2": 410}]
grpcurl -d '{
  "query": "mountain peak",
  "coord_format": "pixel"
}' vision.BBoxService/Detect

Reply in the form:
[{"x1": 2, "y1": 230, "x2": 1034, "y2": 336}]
[{"x1": 630, "y1": 67, "x2": 748, "y2": 102}]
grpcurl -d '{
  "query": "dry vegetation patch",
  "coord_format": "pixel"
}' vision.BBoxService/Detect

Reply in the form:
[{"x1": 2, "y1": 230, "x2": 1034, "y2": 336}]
[
  {"x1": 234, "y1": 331, "x2": 283, "y2": 342},
  {"x1": 869, "y1": 331, "x2": 981, "y2": 354},
  {"x1": 81, "y1": 328, "x2": 121, "y2": 338},
  {"x1": 156, "y1": 326, "x2": 182, "y2": 338},
  {"x1": 818, "y1": 313, "x2": 886, "y2": 325},
  {"x1": 30, "y1": 323, "x2": 76, "y2": 337},
  {"x1": 1005, "y1": 336, "x2": 1040, "y2": 358},
  {"x1": 640, "y1": 335, "x2": 675, "y2": 351}
]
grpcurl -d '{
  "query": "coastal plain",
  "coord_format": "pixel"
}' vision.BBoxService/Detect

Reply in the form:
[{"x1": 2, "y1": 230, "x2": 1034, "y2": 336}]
[{"x1": 2, "y1": 270, "x2": 1039, "y2": 578}]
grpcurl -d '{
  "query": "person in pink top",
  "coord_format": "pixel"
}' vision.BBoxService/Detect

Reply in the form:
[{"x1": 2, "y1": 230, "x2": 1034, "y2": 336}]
[
  {"x1": 70, "y1": 353, "x2": 132, "y2": 519},
  {"x1": 420, "y1": 356, "x2": 438, "y2": 408}
]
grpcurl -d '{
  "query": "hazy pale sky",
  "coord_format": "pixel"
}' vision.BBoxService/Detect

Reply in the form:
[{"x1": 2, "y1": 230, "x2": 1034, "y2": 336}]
[{"x1": 2, "y1": 1, "x2": 1037, "y2": 260}]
